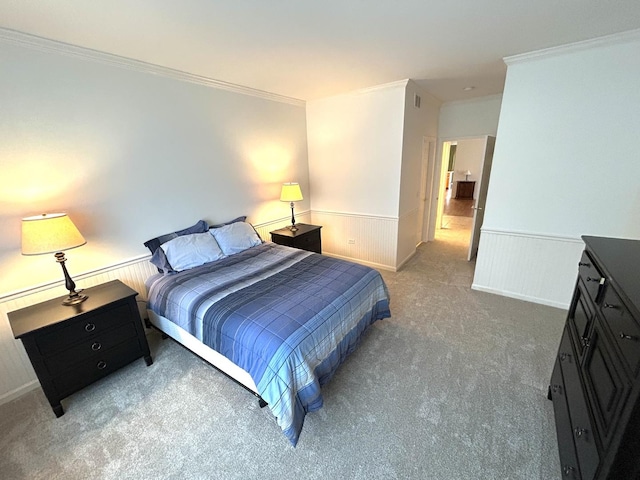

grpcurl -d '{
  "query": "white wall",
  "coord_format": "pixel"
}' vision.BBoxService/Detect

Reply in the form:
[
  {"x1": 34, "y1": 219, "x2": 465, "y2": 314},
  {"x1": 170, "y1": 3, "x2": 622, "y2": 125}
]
[
  {"x1": 306, "y1": 81, "x2": 407, "y2": 217},
  {"x1": 306, "y1": 80, "x2": 440, "y2": 270},
  {"x1": 397, "y1": 81, "x2": 440, "y2": 265},
  {"x1": 0, "y1": 32, "x2": 310, "y2": 403},
  {"x1": 0, "y1": 33, "x2": 309, "y2": 296},
  {"x1": 438, "y1": 94, "x2": 503, "y2": 139},
  {"x1": 451, "y1": 138, "x2": 486, "y2": 199},
  {"x1": 306, "y1": 81, "x2": 407, "y2": 269},
  {"x1": 428, "y1": 94, "x2": 503, "y2": 240},
  {"x1": 473, "y1": 30, "x2": 640, "y2": 308}
]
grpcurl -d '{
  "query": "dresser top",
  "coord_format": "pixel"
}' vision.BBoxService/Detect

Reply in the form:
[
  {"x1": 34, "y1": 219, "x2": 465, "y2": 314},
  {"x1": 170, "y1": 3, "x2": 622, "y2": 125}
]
[
  {"x1": 582, "y1": 236, "x2": 640, "y2": 313},
  {"x1": 7, "y1": 280, "x2": 138, "y2": 338}
]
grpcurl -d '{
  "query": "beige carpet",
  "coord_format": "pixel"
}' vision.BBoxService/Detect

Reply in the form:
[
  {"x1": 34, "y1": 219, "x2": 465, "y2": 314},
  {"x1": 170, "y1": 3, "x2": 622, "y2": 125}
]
[{"x1": 0, "y1": 226, "x2": 565, "y2": 479}]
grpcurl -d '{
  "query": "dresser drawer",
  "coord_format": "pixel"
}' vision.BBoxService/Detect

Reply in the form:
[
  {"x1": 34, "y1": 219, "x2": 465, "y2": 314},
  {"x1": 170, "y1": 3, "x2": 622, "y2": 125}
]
[
  {"x1": 550, "y1": 354, "x2": 581, "y2": 479},
  {"x1": 52, "y1": 337, "x2": 143, "y2": 399},
  {"x1": 36, "y1": 302, "x2": 134, "y2": 356},
  {"x1": 568, "y1": 283, "x2": 595, "y2": 362},
  {"x1": 599, "y1": 287, "x2": 640, "y2": 375},
  {"x1": 42, "y1": 322, "x2": 138, "y2": 375},
  {"x1": 578, "y1": 251, "x2": 605, "y2": 303},
  {"x1": 559, "y1": 329, "x2": 600, "y2": 480},
  {"x1": 582, "y1": 318, "x2": 630, "y2": 450}
]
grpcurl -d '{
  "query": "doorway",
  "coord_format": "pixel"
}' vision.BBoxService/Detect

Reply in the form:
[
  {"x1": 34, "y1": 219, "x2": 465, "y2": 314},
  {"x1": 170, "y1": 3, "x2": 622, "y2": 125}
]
[
  {"x1": 436, "y1": 140, "x2": 474, "y2": 248},
  {"x1": 429, "y1": 136, "x2": 496, "y2": 260}
]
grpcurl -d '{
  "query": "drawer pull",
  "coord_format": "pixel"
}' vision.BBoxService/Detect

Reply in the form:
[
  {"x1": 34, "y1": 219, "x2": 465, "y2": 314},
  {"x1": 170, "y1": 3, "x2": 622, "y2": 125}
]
[
  {"x1": 91, "y1": 342, "x2": 102, "y2": 351},
  {"x1": 562, "y1": 465, "x2": 575, "y2": 476},
  {"x1": 97, "y1": 360, "x2": 107, "y2": 370},
  {"x1": 578, "y1": 262, "x2": 590, "y2": 267},
  {"x1": 551, "y1": 384, "x2": 563, "y2": 395},
  {"x1": 85, "y1": 323, "x2": 96, "y2": 332},
  {"x1": 619, "y1": 332, "x2": 636, "y2": 341},
  {"x1": 603, "y1": 303, "x2": 619, "y2": 309},
  {"x1": 560, "y1": 352, "x2": 572, "y2": 362},
  {"x1": 574, "y1": 427, "x2": 587, "y2": 438},
  {"x1": 580, "y1": 336, "x2": 590, "y2": 348},
  {"x1": 586, "y1": 276, "x2": 602, "y2": 283}
]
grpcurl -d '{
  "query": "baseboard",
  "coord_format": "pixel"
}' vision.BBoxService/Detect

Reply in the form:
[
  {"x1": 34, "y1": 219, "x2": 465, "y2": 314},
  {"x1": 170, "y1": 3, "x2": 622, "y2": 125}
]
[
  {"x1": 471, "y1": 283, "x2": 570, "y2": 310},
  {"x1": 322, "y1": 252, "x2": 396, "y2": 272},
  {"x1": 0, "y1": 380, "x2": 39, "y2": 406},
  {"x1": 395, "y1": 250, "x2": 417, "y2": 271}
]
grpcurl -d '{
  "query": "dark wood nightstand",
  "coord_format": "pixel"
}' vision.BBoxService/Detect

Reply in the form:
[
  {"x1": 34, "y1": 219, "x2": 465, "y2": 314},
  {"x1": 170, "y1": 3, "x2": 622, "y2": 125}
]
[
  {"x1": 8, "y1": 279, "x2": 152, "y2": 417},
  {"x1": 455, "y1": 180, "x2": 476, "y2": 199},
  {"x1": 270, "y1": 223, "x2": 322, "y2": 254}
]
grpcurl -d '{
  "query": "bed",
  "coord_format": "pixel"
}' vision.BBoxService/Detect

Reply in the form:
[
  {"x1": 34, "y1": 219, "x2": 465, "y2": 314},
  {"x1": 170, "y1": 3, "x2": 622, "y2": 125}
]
[{"x1": 143, "y1": 219, "x2": 391, "y2": 446}]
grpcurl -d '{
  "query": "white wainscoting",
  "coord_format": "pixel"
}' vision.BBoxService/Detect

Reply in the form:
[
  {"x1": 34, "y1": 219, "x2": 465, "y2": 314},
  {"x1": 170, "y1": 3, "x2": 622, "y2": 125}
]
[
  {"x1": 472, "y1": 228, "x2": 585, "y2": 309},
  {"x1": 310, "y1": 210, "x2": 398, "y2": 270},
  {"x1": 0, "y1": 214, "x2": 314, "y2": 406}
]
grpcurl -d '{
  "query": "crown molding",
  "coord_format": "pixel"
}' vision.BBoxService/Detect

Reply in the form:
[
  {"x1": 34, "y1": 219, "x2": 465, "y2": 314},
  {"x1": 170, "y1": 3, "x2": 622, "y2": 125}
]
[
  {"x1": 0, "y1": 27, "x2": 305, "y2": 107},
  {"x1": 505, "y1": 28, "x2": 640, "y2": 66},
  {"x1": 354, "y1": 78, "x2": 411, "y2": 95}
]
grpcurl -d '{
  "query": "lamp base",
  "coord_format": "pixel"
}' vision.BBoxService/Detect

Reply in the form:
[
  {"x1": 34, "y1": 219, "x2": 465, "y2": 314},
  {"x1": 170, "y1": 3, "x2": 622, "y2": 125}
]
[
  {"x1": 289, "y1": 224, "x2": 299, "y2": 232},
  {"x1": 62, "y1": 291, "x2": 88, "y2": 306}
]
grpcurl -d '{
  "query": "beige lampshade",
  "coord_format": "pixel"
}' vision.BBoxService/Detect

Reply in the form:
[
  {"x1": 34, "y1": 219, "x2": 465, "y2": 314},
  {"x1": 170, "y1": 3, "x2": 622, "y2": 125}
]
[
  {"x1": 280, "y1": 182, "x2": 303, "y2": 202},
  {"x1": 22, "y1": 213, "x2": 86, "y2": 255}
]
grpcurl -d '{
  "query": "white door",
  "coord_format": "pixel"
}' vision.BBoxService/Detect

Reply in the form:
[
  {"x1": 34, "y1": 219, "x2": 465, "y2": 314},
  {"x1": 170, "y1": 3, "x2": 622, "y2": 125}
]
[{"x1": 467, "y1": 136, "x2": 496, "y2": 261}]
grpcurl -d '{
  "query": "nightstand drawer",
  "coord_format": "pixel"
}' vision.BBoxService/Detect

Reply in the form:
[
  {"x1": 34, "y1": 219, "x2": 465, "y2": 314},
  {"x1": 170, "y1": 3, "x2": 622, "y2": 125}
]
[
  {"x1": 53, "y1": 337, "x2": 143, "y2": 399},
  {"x1": 296, "y1": 232, "x2": 320, "y2": 248},
  {"x1": 43, "y1": 322, "x2": 138, "y2": 375},
  {"x1": 36, "y1": 302, "x2": 133, "y2": 356}
]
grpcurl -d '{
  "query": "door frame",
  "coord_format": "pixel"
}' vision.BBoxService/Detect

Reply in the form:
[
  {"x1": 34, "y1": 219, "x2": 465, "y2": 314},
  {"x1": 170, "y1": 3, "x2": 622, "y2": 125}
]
[
  {"x1": 467, "y1": 135, "x2": 496, "y2": 260},
  {"x1": 417, "y1": 136, "x2": 437, "y2": 245},
  {"x1": 427, "y1": 135, "x2": 495, "y2": 245}
]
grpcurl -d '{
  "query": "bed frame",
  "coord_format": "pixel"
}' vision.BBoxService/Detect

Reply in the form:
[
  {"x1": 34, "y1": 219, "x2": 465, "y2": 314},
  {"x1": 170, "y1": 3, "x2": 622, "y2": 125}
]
[{"x1": 145, "y1": 310, "x2": 268, "y2": 408}]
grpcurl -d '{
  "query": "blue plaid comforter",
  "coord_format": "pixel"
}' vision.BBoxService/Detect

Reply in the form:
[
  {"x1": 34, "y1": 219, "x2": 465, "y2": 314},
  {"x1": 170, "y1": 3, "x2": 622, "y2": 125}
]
[{"x1": 146, "y1": 242, "x2": 391, "y2": 446}]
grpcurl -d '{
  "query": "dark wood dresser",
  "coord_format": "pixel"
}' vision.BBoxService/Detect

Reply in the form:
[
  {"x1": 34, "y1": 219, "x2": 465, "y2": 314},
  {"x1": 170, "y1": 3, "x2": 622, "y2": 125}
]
[
  {"x1": 270, "y1": 223, "x2": 322, "y2": 254},
  {"x1": 455, "y1": 180, "x2": 475, "y2": 199},
  {"x1": 8, "y1": 280, "x2": 152, "y2": 417},
  {"x1": 549, "y1": 236, "x2": 640, "y2": 479}
]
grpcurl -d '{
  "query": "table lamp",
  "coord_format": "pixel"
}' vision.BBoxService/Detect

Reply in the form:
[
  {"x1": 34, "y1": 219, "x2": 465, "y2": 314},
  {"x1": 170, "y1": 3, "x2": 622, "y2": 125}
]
[
  {"x1": 280, "y1": 183, "x2": 303, "y2": 232},
  {"x1": 22, "y1": 213, "x2": 88, "y2": 306}
]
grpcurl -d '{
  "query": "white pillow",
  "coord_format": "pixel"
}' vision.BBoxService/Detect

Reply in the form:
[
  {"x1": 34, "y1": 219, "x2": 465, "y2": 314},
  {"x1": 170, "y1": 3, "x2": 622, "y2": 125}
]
[
  {"x1": 209, "y1": 221, "x2": 261, "y2": 255},
  {"x1": 160, "y1": 232, "x2": 225, "y2": 272}
]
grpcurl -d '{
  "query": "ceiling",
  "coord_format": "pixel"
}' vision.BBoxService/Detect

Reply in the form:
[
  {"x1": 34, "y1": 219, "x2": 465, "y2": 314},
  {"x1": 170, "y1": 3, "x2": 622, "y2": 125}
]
[{"x1": 2, "y1": 1, "x2": 640, "y2": 103}]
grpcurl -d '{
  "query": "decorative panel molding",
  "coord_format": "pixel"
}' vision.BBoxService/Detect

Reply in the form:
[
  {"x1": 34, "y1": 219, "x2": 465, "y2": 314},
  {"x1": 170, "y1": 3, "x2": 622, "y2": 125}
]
[
  {"x1": 310, "y1": 210, "x2": 398, "y2": 271},
  {"x1": 472, "y1": 228, "x2": 584, "y2": 309}
]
